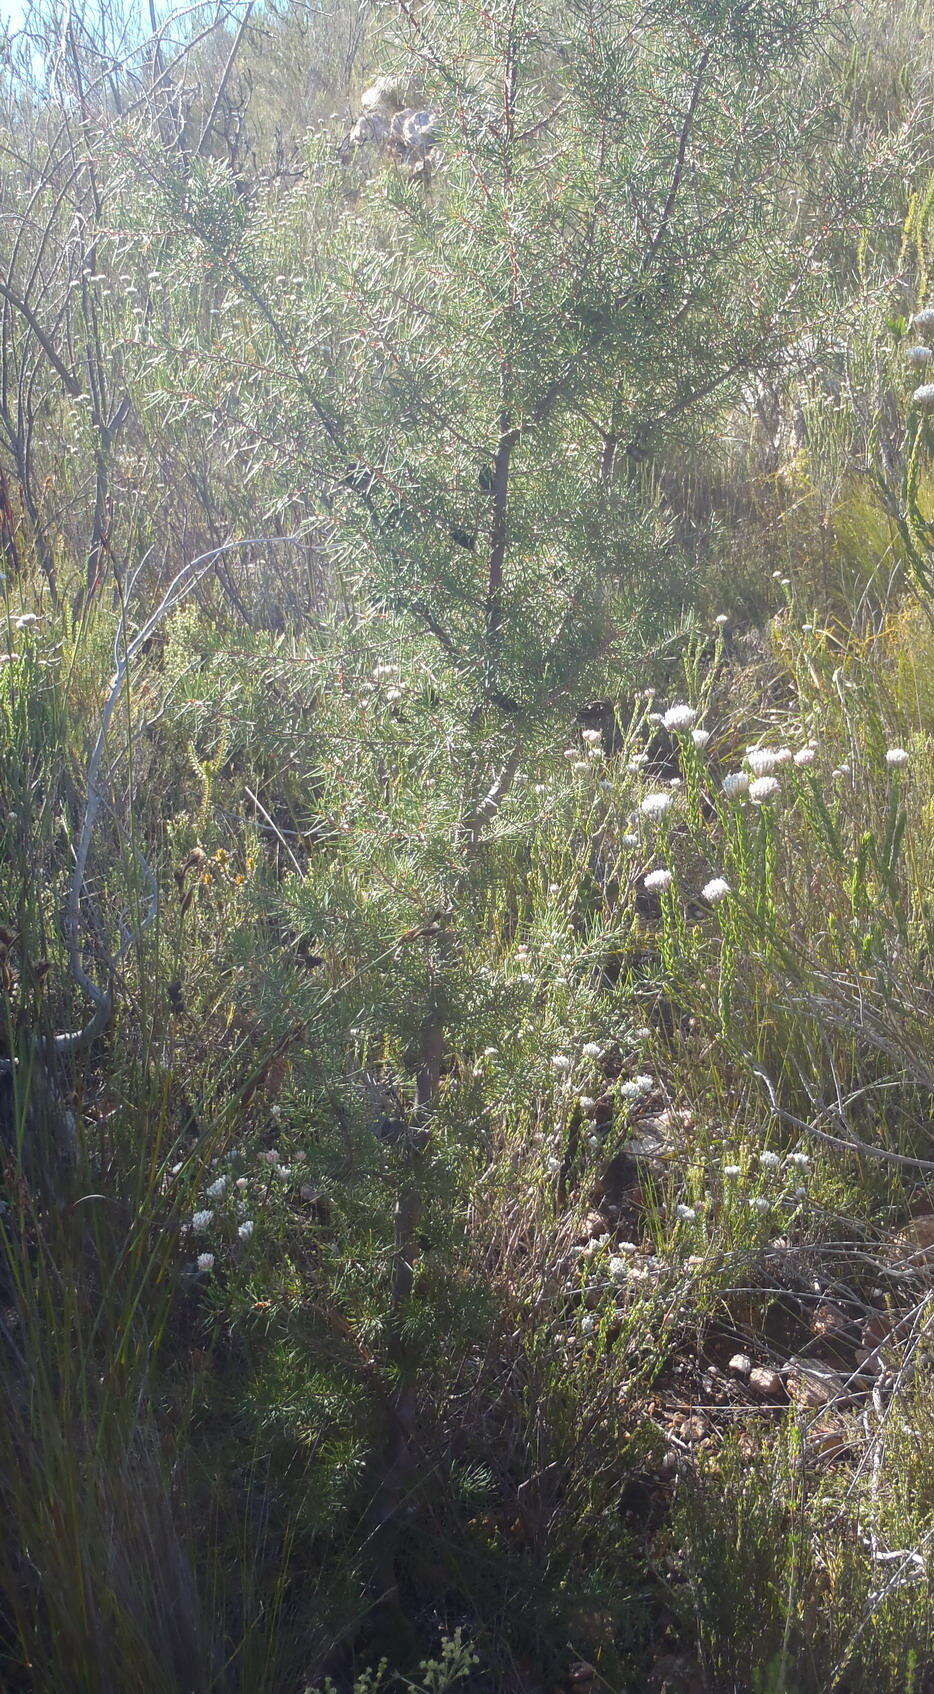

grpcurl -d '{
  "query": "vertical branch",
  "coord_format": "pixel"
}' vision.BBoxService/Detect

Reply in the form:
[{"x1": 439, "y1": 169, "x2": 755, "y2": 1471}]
[
  {"x1": 198, "y1": 1, "x2": 255, "y2": 157},
  {"x1": 483, "y1": 406, "x2": 518, "y2": 651},
  {"x1": 483, "y1": 0, "x2": 521, "y2": 685}
]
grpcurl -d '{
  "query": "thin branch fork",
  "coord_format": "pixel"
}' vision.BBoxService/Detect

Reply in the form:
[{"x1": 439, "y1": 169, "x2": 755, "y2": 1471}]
[{"x1": 752, "y1": 1068, "x2": 934, "y2": 1175}]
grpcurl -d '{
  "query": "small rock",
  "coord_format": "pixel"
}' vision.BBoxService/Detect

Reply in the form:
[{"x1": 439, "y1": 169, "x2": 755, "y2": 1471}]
[
  {"x1": 853, "y1": 1346, "x2": 884, "y2": 1376},
  {"x1": 728, "y1": 1352, "x2": 752, "y2": 1379},
  {"x1": 580, "y1": 1209, "x2": 610, "y2": 1241},
  {"x1": 679, "y1": 1415, "x2": 709, "y2": 1443},
  {"x1": 748, "y1": 1366, "x2": 785, "y2": 1398},
  {"x1": 785, "y1": 1360, "x2": 845, "y2": 1408},
  {"x1": 862, "y1": 1311, "x2": 891, "y2": 1350},
  {"x1": 805, "y1": 1423, "x2": 851, "y2": 1463},
  {"x1": 812, "y1": 1302, "x2": 857, "y2": 1345},
  {"x1": 894, "y1": 1213, "x2": 934, "y2": 1271},
  {"x1": 568, "y1": 1664, "x2": 596, "y2": 1686}
]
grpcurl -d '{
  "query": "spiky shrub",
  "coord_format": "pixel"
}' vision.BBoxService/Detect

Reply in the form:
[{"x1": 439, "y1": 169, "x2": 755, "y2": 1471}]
[
  {"x1": 1, "y1": 2, "x2": 931, "y2": 1692},
  {"x1": 134, "y1": 0, "x2": 852, "y2": 729}
]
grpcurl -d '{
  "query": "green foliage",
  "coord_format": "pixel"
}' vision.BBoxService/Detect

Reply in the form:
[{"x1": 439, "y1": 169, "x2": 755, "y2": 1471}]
[{"x1": 0, "y1": 1, "x2": 933, "y2": 1691}]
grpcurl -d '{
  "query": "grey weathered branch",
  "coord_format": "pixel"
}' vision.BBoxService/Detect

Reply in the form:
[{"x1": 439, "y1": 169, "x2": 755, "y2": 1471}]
[
  {"x1": 460, "y1": 741, "x2": 523, "y2": 842},
  {"x1": 752, "y1": 1068, "x2": 934, "y2": 1175}
]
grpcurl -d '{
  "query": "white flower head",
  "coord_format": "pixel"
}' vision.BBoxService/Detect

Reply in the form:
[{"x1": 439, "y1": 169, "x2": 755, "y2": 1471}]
[
  {"x1": 691, "y1": 728, "x2": 710, "y2": 748},
  {"x1": 747, "y1": 1196, "x2": 769, "y2": 1213},
  {"x1": 620, "y1": 1073, "x2": 653, "y2": 1100},
  {"x1": 662, "y1": 704, "x2": 696, "y2": 732},
  {"x1": 722, "y1": 1164, "x2": 742, "y2": 1178},
  {"x1": 235, "y1": 1177, "x2": 249, "y2": 1191},
  {"x1": 794, "y1": 747, "x2": 815, "y2": 766},
  {"x1": 910, "y1": 307, "x2": 934, "y2": 334},
  {"x1": 911, "y1": 383, "x2": 934, "y2": 412},
  {"x1": 758, "y1": 1150, "x2": 781, "y2": 1169},
  {"x1": 787, "y1": 1151, "x2": 810, "y2": 1169},
  {"x1": 581, "y1": 1042, "x2": 602, "y2": 1059},
  {"x1": 701, "y1": 876, "x2": 731, "y2": 903},
  {"x1": 238, "y1": 1220, "x2": 254, "y2": 1240},
  {"x1": 885, "y1": 747, "x2": 909, "y2": 768},
  {"x1": 582, "y1": 728, "x2": 602, "y2": 745},
  {"x1": 749, "y1": 776, "x2": 780, "y2": 802},
  {"x1": 640, "y1": 792, "x2": 674, "y2": 818},
  {"x1": 552, "y1": 1054, "x2": 571, "y2": 1071},
  {"x1": 190, "y1": 1209, "x2": 213, "y2": 1233},
  {"x1": 581, "y1": 1313, "x2": 596, "y2": 1333},
  {"x1": 206, "y1": 1176, "x2": 227, "y2": 1199},
  {"x1": 196, "y1": 1252, "x2": 214, "y2": 1272},
  {"x1": 621, "y1": 833, "x2": 639, "y2": 848},
  {"x1": 644, "y1": 867, "x2": 673, "y2": 891},
  {"x1": 747, "y1": 748, "x2": 780, "y2": 776},
  {"x1": 906, "y1": 345, "x2": 932, "y2": 368},
  {"x1": 721, "y1": 771, "x2": 750, "y2": 798},
  {"x1": 676, "y1": 1203, "x2": 696, "y2": 1221},
  {"x1": 714, "y1": 613, "x2": 729, "y2": 626}
]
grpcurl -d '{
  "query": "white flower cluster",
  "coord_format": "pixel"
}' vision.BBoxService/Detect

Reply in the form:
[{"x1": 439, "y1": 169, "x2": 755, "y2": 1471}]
[
  {"x1": 619, "y1": 1074, "x2": 653, "y2": 1101},
  {"x1": 701, "y1": 876, "x2": 730, "y2": 903},
  {"x1": 746, "y1": 747, "x2": 791, "y2": 775},
  {"x1": 640, "y1": 792, "x2": 674, "y2": 818},
  {"x1": 662, "y1": 704, "x2": 696, "y2": 732}
]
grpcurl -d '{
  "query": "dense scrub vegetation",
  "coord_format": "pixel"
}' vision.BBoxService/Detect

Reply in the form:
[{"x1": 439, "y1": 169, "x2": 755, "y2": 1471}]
[{"x1": 0, "y1": 1, "x2": 932, "y2": 1689}]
